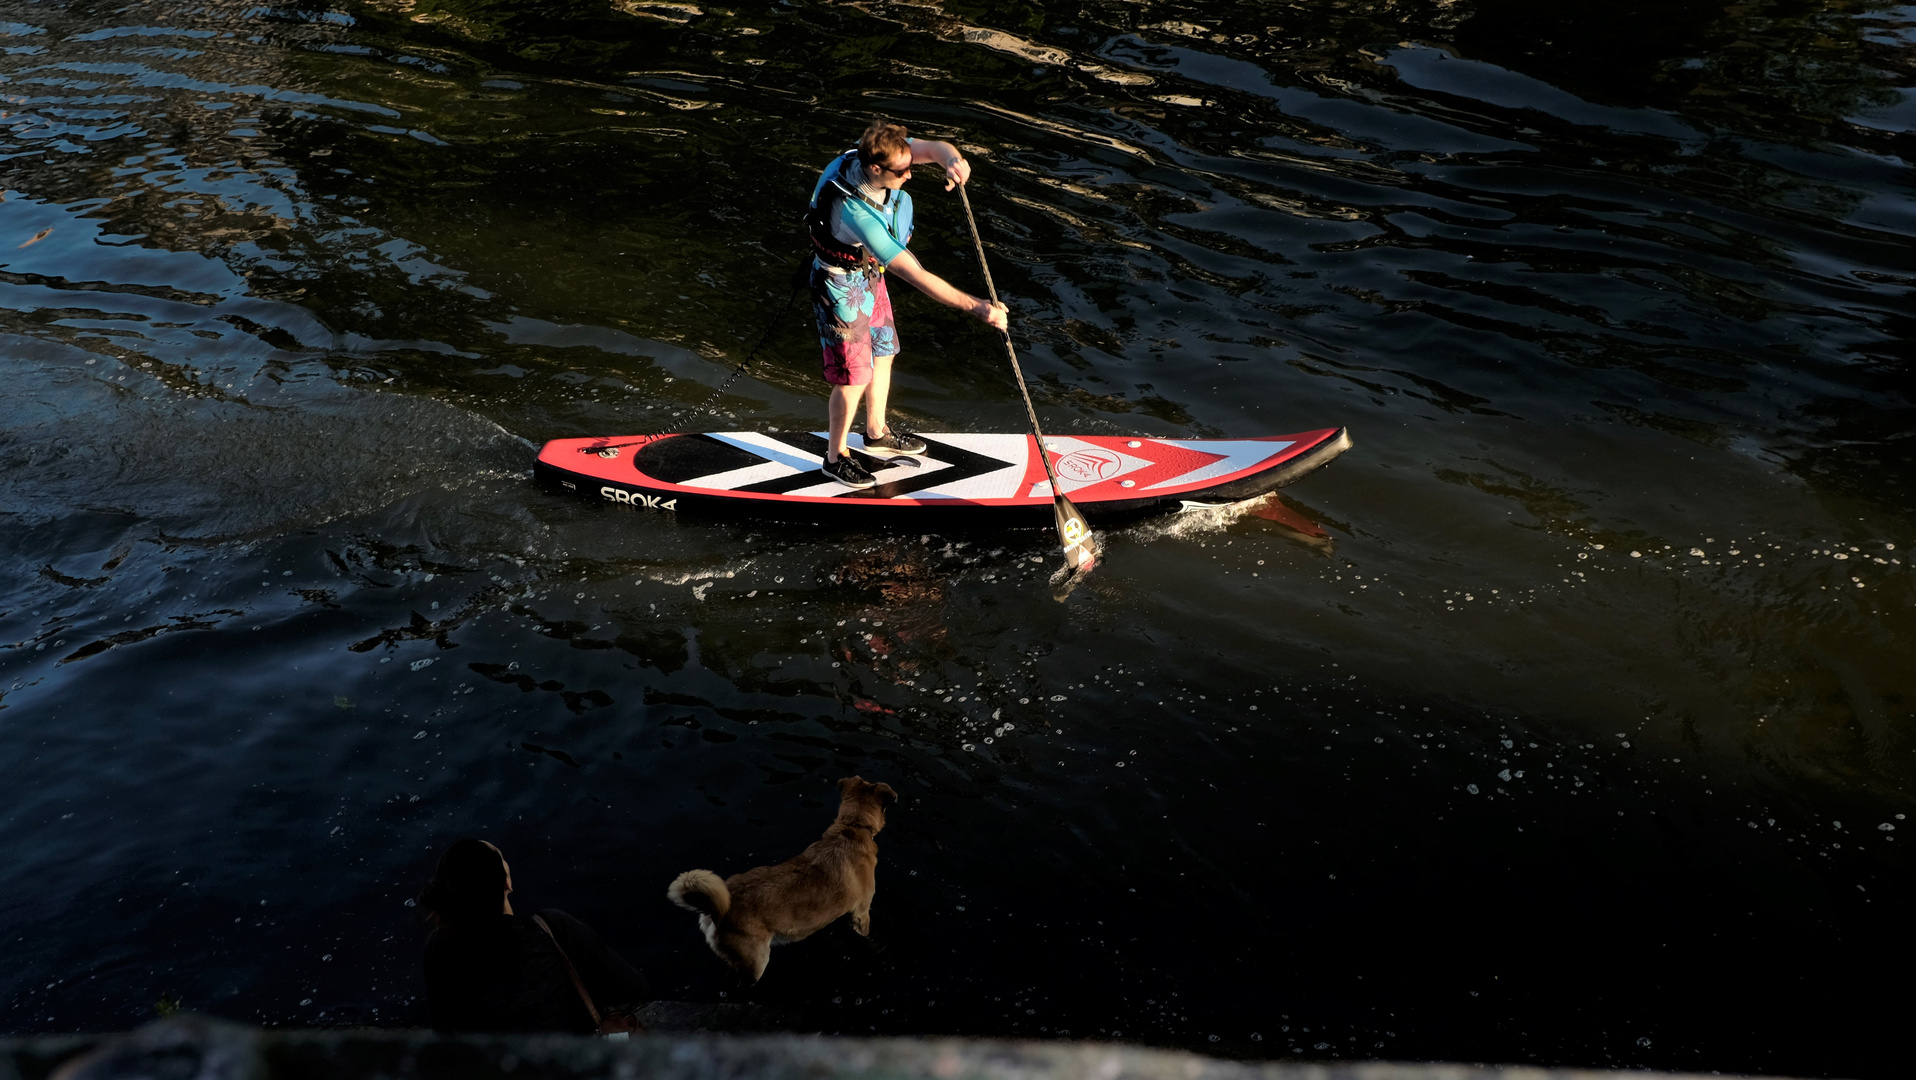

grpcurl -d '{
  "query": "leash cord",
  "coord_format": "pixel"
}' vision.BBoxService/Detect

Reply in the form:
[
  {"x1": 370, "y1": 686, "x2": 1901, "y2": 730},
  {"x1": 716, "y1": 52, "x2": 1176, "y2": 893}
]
[
  {"x1": 660, "y1": 269, "x2": 807, "y2": 436},
  {"x1": 581, "y1": 255, "x2": 808, "y2": 453}
]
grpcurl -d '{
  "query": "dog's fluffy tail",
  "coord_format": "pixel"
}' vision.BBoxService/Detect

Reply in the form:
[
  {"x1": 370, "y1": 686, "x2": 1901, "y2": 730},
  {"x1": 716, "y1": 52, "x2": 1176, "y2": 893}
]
[{"x1": 667, "y1": 869, "x2": 730, "y2": 919}]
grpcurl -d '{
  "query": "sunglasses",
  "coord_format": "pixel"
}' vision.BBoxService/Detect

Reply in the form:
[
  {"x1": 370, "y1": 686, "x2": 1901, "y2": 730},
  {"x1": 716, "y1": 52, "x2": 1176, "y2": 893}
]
[{"x1": 871, "y1": 159, "x2": 912, "y2": 177}]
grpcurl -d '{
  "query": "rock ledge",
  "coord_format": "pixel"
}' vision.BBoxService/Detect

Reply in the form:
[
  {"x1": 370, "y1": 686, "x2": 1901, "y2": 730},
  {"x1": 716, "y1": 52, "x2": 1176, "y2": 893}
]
[{"x1": 2, "y1": 1014, "x2": 1792, "y2": 1080}]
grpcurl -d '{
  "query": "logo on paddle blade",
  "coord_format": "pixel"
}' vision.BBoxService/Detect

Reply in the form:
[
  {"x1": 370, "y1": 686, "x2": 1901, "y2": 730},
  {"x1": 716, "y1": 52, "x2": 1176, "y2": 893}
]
[
  {"x1": 1055, "y1": 448, "x2": 1121, "y2": 483},
  {"x1": 1063, "y1": 518, "x2": 1088, "y2": 544}
]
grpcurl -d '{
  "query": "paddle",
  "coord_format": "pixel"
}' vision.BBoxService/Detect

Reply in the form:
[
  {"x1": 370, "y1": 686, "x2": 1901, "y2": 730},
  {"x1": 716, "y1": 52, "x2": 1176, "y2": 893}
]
[{"x1": 955, "y1": 180, "x2": 1100, "y2": 587}]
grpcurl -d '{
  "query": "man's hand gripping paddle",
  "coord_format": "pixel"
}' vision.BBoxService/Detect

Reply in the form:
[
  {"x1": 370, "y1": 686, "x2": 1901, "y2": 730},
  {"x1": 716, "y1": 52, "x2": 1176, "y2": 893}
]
[{"x1": 956, "y1": 180, "x2": 1100, "y2": 595}]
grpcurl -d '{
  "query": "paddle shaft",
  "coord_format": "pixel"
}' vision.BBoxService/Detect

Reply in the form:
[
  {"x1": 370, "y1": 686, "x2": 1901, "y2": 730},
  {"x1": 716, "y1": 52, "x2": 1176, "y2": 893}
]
[{"x1": 955, "y1": 183, "x2": 1068, "y2": 496}]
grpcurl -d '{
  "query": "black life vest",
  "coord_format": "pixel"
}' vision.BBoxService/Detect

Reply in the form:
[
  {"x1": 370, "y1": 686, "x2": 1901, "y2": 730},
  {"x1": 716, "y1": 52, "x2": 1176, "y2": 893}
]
[{"x1": 807, "y1": 149, "x2": 886, "y2": 270}]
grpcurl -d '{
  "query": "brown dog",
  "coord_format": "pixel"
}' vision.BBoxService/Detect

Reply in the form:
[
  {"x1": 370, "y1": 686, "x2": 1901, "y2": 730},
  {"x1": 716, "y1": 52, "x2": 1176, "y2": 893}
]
[{"x1": 667, "y1": 776, "x2": 897, "y2": 982}]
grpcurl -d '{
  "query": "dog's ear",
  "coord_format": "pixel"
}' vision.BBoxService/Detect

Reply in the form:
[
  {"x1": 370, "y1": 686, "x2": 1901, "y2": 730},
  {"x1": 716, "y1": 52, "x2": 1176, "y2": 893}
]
[
  {"x1": 837, "y1": 776, "x2": 860, "y2": 795},
  {"x1": 873, "y1": 782, "x2": 898, "y2": 807}
]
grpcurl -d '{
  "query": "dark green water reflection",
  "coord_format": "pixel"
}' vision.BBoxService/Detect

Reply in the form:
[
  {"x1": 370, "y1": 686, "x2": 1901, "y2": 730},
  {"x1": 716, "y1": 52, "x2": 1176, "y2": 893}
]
[{"x1": 2, "y1": 0, "x2": 1913, "y2": 1075}]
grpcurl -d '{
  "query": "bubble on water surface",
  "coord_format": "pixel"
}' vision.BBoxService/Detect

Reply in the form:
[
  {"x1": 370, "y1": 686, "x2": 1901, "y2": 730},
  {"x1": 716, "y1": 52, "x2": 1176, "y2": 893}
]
[{"x1": 649, "y1": 561, "x2": 752, "y2": 586}]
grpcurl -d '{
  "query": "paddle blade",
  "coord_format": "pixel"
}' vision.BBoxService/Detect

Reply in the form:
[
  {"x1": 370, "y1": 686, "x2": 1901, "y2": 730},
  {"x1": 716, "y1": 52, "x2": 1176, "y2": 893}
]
[{"x1": 1054, "y1": 496, "x2": 1100, "y2": 574}]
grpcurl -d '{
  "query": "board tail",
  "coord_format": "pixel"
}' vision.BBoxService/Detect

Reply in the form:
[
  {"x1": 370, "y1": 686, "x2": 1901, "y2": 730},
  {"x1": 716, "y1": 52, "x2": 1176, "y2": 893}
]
[{"x1": 667, "y1": 869, "x2": 730, "y2": 919}]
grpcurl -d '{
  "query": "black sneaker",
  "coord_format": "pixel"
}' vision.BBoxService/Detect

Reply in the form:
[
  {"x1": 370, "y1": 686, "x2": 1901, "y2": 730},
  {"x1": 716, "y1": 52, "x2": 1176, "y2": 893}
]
[
  {"x1": 821, "y1": 455, "x2": 877, "y2": 489},
  {"x1": 861, "y1": 426, "x2": 928, "y2": 457}
]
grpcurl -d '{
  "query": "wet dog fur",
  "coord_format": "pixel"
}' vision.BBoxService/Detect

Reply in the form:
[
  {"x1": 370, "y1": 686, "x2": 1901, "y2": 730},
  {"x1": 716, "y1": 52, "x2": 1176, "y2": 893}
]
[{"x1": 667, "y1": 776, "x2": 897, "y2": 982}]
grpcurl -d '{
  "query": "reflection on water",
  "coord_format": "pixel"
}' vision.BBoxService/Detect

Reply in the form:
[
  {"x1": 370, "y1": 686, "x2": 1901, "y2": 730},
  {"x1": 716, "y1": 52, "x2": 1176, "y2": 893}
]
[{"x1": 1, "y1": 0, "x2": 1913, "y2": 1075}]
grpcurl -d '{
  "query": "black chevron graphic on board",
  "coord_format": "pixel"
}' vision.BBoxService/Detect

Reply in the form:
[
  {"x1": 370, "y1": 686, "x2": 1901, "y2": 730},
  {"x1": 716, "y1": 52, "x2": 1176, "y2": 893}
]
[
  {"x1": 725, "y1": 432, "x2": 887, "y2": 495},
  {"x1": 855, "y1": 435, "x2": 1024, "y2": 501},
  {"x1": 723, "y1": 432, "x2": 1023, "y2": 500}
]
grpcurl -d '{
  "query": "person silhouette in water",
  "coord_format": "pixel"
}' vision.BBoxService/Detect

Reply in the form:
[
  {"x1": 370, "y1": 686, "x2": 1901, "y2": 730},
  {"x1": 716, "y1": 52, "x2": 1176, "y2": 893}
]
[{"x1": 419, "y1": 838, "x2": 648, "y2": 1033}]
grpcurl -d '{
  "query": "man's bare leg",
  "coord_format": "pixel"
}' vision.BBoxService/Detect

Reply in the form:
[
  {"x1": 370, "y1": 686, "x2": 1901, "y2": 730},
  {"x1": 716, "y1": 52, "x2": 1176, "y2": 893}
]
[
  {"x1": 827, "y1": 383, "x2": 867, "y2": 462},
  {"x1": 863, "y1": 355, "x2": 895, "y2": 441}
]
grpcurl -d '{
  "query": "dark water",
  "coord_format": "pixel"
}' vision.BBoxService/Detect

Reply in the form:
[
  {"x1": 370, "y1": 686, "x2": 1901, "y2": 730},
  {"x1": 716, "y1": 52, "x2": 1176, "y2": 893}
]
[{"x1": 3, "y1": 0, "x2": 1914, "y2": 1074}]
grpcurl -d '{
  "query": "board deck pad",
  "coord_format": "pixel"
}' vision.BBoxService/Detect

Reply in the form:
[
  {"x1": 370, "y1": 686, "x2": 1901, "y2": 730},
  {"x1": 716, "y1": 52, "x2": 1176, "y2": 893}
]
[{"x1": 535, "y1": 427, "x2": 1349, "y2": 521}]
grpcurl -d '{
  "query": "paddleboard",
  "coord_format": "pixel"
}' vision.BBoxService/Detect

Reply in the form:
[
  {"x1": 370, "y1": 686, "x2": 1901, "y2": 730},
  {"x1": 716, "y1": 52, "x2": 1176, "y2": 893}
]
[{"x1": 534, "y1": 427, "x2": 1350, "y2": 522}]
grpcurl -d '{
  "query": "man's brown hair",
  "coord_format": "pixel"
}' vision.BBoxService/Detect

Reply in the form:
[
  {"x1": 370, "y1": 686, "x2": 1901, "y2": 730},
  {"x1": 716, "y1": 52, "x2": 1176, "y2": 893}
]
[{"x1": 857, "y1": 120, "x2": 911, "y2": 168}]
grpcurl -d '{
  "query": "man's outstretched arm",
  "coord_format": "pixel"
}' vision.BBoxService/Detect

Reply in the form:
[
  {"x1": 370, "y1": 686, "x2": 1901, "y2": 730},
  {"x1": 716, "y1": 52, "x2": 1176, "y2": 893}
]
[
  {"x1": 909, "y1": 138, "x2": 971, "y2": 190},
  {"x1": 885, "y1": 250, "x2": 1009, "y2": 332}
]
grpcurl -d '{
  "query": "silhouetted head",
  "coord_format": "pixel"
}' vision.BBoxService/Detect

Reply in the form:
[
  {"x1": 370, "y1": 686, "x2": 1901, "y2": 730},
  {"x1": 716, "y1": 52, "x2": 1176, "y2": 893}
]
[
  {"x1": 856, "y1": 120, "x2": 912, "y2": 191},
  {"x1": 835, "y1": 776, "x2": 898, "y2": 833},
  {"x1": 419, "y1": 838, "x2": 512, "y2": 929}
]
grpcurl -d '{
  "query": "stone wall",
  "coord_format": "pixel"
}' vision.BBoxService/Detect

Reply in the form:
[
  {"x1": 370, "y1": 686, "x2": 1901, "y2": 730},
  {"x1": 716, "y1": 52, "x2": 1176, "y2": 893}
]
[{"x1": 0, "y1": 1015, "x2": 1791, "y2": 1080}]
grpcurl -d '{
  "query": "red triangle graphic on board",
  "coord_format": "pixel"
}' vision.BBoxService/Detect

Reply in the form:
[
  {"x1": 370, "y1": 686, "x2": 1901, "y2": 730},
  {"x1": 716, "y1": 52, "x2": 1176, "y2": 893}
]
[
  {"x1": 1022, "y1": 439, "x2": 1228, "y2": 496},
  {"x1": 1102, "y1": 442, "x2": 1226, "y2": 491}
]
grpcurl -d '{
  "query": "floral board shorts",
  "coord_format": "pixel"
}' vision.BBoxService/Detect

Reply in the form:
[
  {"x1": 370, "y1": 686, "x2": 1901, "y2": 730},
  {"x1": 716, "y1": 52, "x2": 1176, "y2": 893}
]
[{"x1": 811, "y1": 262, "x2": 898, "y2": 387}]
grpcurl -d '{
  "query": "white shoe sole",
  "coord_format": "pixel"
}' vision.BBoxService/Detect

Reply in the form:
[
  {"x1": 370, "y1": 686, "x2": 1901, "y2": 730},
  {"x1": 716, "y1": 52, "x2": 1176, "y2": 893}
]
[
  {"x1": 821, "y1": 467, "x2": 876, "y2": 489},
  {"x1": 859, "y1": 442, "x2": 928, "y2": 458}
]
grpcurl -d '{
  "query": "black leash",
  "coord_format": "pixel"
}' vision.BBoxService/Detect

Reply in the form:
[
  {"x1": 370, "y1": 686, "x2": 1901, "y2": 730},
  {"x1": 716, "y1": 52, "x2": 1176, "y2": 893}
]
[{"x1": 580, "y1": 253, "x2": 810, "y2": 453}]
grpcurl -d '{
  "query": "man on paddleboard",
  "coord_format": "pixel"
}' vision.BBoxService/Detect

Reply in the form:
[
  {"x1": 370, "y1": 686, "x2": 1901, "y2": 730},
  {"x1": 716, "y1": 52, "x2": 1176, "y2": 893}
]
[{"x1": 808, "y1": 121, "x2": 1009, "y2": 488}]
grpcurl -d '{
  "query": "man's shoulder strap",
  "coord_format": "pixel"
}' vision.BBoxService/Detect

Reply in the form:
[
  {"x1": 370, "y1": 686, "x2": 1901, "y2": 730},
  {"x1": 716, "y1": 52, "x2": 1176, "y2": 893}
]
[{"x1": 824, "y1": 148, "x2": 885, "y2": 212}]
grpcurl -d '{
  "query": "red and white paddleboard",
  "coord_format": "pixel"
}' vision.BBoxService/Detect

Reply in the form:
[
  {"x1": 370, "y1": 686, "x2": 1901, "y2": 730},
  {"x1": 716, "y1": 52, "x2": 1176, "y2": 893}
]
[{"x1": 534, "y1": 427, "x2": 1350, "y2": 522}]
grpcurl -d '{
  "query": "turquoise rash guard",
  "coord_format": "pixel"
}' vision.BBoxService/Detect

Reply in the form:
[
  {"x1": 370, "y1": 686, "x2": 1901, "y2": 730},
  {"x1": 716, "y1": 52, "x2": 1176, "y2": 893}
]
[{"x1": 807, "y1": 151, "x2": 915, "y2": 266}]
